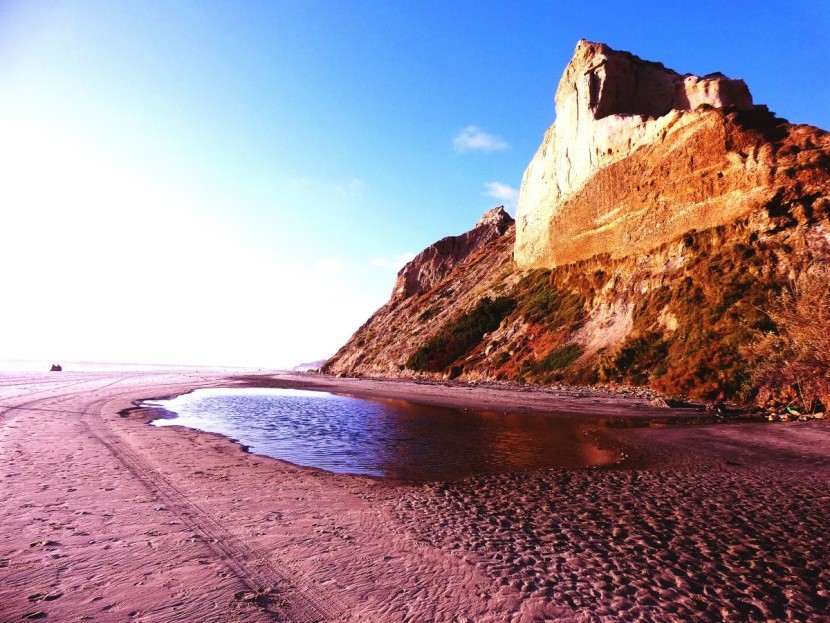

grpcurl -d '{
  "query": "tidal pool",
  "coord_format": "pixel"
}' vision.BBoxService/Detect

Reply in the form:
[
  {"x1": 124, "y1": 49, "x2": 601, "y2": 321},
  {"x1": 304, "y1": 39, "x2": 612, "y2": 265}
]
[{"x1": 146, "y1": 387, "x2": 614, "y2": 481}]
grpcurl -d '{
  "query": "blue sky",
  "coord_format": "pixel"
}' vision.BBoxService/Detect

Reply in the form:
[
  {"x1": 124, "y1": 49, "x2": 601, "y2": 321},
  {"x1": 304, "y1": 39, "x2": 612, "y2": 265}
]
[{"x1": 1, "y1": 1, "x2": 828, "y2": 368}]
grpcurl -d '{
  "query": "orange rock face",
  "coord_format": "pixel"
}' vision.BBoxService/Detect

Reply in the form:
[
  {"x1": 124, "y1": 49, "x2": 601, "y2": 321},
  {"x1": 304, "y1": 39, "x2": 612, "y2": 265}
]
[
  {"x1": 515, "y1": 40, "x2": 830, "y2": 268},
  {"x1": 392, "y1": 207, "x2": 513, "y2": 299},
  {"x1": 324, "y1": 219, "x2": 516, "y2": 378}
]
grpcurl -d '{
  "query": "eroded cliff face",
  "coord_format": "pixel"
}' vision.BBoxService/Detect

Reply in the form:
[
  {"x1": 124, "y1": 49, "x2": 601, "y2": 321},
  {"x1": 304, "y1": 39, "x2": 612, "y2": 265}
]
[
  {"x1": 515, "y1": 40, "x2": 829, "y2": 268},
  {"x1": 325, "y1": 41, "x2": 830, "y2": 408},
  {"x1": 393, "y1": 207, "x2": 513, "y2": 299},
  {"x1": 325, "y1": 211, "x2": 517, "y2": 377}
]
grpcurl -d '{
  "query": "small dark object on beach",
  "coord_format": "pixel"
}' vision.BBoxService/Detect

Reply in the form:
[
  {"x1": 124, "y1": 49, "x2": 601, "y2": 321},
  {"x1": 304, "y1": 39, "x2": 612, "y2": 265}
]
[{"x1": 50, "y1": 364, "x2": 62, "y2": 372}]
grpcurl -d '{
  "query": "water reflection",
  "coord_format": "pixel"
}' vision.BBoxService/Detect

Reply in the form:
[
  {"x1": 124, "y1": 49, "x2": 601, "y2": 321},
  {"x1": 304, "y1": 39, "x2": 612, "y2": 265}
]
[{"x1": 147, "y1": 387, "x2": 614, "y2": 481}]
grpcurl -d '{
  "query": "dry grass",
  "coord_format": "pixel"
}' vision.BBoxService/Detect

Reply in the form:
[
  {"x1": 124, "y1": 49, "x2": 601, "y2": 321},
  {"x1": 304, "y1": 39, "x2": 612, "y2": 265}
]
[{"x1": 745, "y1": 263, "x2": 830, "y2": 411}]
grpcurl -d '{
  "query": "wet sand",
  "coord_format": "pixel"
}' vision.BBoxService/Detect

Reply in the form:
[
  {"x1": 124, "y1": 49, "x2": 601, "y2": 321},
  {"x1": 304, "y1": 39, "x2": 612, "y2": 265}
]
[{"x1": 0, "y1": 371, "x2": 828, "y2": 622}]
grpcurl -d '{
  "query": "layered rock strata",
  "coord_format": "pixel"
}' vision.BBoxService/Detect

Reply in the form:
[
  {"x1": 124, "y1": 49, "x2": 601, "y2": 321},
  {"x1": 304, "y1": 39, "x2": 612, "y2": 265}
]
[{"x1": 515, "y1": 40, "x2": 829, "y2": 268}]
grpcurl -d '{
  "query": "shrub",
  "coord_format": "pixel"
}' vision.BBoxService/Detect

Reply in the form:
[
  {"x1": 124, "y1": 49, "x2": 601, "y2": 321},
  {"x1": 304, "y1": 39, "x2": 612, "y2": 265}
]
[
  {"x1": 406, "y1": 296, "x2": 516, "y2": 372},
  {"x1": 593, "y1": 227, "x2": 792, "y2": 402},
  {"x1": 744, "y1": 264, "x2": 830, "y2": 409},
  {"x1": 605, "y1": 332, "x2": 670, "y2": 385},
  {"x1": 517, "y1": 270, "x2": 585, "y2": 328},
  {"x1": 532, "y1": 343, "x2": 583, "y2": 373}
]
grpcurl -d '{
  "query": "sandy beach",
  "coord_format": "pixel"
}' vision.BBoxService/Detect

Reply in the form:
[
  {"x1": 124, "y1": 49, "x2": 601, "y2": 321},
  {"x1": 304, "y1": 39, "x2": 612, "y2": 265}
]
[{"x1": 1, "y1": 371, "x2": 828, "y2": 622}]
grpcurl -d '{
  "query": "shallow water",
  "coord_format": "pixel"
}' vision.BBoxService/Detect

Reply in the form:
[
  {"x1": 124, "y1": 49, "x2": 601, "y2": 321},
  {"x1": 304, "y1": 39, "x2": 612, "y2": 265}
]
[{"x1": 147, "y1": 387, "x2": 614, "y2": 481}]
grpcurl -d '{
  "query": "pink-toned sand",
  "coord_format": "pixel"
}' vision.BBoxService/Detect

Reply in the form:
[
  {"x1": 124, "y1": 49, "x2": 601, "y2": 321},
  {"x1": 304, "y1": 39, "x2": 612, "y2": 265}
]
[{"x1": 0, "y1": 371, "x2": 827, "y2": 622}]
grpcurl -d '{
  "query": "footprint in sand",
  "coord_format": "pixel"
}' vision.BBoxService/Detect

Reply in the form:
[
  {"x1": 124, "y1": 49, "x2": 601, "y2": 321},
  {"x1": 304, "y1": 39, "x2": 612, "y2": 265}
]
[{"x1": 27, "y1": 591, "x2": 63, "y2": 603}]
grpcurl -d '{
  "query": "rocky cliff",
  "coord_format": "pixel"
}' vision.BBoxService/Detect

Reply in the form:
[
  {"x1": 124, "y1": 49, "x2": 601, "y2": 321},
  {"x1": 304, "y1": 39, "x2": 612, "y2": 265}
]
[
  {"x1": 325, "y1": 211, "x2": 516, "y2": 377},
  {"x1": 393, "y1": 207, "x2": 513, "y2": 299},
  {"x1": 515, "y1": 40, "x2": 829, "y2": 268},
  {"x1": 325, "y1": 41, "x2": 830, "y2": 410}
]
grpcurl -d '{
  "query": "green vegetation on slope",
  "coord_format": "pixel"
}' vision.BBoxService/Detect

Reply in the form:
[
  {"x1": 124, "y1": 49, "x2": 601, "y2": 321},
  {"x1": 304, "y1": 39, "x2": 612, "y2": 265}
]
[
  {"x1": 406, "y1": 296, "x2": 516, "y2": 374},
  {"x1": 595, "y1": 228, "x2": 784, "y2": 402},
  {"x1": 517, "y1": 270, "x2": 586, "y2": 328},
  {"x1": 393, "y1": 200, "x2": 829, "y2": 409},
  {"x1": 483, "y1": 215, "x2": 822, "y2": 406},
  {"x1": 531, "y1": 344, "x2": 584, "y2": 373}
]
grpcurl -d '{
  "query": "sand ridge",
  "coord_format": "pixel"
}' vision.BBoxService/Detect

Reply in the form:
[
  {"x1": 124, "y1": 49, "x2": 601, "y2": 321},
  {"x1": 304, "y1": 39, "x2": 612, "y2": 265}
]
[{"x1": 0, "y1": 371, "x2": 828, "y2": 622}]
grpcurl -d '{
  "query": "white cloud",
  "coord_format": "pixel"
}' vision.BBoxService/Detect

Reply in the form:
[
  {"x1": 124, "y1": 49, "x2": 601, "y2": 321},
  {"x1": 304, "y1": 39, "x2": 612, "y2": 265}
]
[
  {"x1": 370, "y1": 252, "x2": 416, "y2": 271},
  {"x1": 336, "y1": 177, "x2": 365, "y2": 195},
  {"x1": 484, "y1": 181, "x2": 519, "y2": 210},
  {"x1": 452, "y1": 125, "x2": 509, "y2": 153}
]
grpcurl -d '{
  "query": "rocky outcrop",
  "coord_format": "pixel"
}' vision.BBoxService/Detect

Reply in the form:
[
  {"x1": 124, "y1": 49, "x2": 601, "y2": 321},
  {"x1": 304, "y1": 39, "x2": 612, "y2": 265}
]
[
  {"x1": 326, "y1": 41, "x2": 830, "y2": 409},
  {"x1": 515, "y1": 40, "x2": 830, "y2": 268},
  {"x1": 393, "y1": 207, "x2": 513, "y2": 298},
  {"x1": 323, "y1": 214, "x2": 516, "y2": 378}
]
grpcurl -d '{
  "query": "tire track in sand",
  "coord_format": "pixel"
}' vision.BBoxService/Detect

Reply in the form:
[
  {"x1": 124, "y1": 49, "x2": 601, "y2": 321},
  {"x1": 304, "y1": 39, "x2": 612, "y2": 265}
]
[
  {"x1": 80, "y1": 386, "x2": 346, "y2": 623},
  {"x1": 0, "y1": 376, "x2": 139, "y2": 424}
]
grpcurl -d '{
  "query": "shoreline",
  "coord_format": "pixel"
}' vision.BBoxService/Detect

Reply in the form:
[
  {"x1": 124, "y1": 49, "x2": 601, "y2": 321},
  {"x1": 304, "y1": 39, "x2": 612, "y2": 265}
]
[
  {"x1": 130, "y1": 371, "x2": 738, "y2": 479},
  {"x1": 135, "y1": 381, "x2": 635, "y2": 485},
  {"x1": 232, "y1": 372, "x2": 723, "y2": 421},
  {"x1": 1, "y1": 371, "x2": 828, "y2": 622}
]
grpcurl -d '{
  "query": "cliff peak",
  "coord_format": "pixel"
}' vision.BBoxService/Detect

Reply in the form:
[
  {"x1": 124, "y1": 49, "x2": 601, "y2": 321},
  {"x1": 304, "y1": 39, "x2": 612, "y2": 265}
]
[
  {"x1": 515, "y1": 40, "x2": 829, "y2": 268},
  {"x1": 476, "y1": 205, "x2": 513, "y2": 228},
  {"x1": 565, "y1": 40, "x2": 753, "y2": 121},
  {"x1": 393, "y1": 206, "x2": 513, "y2": 299}
]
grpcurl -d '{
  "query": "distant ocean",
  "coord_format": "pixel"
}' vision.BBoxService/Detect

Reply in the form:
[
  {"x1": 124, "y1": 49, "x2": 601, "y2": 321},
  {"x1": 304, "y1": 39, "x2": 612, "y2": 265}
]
[{"x1": 0, "y1": 359, "x2": 274, "y2": 373}]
